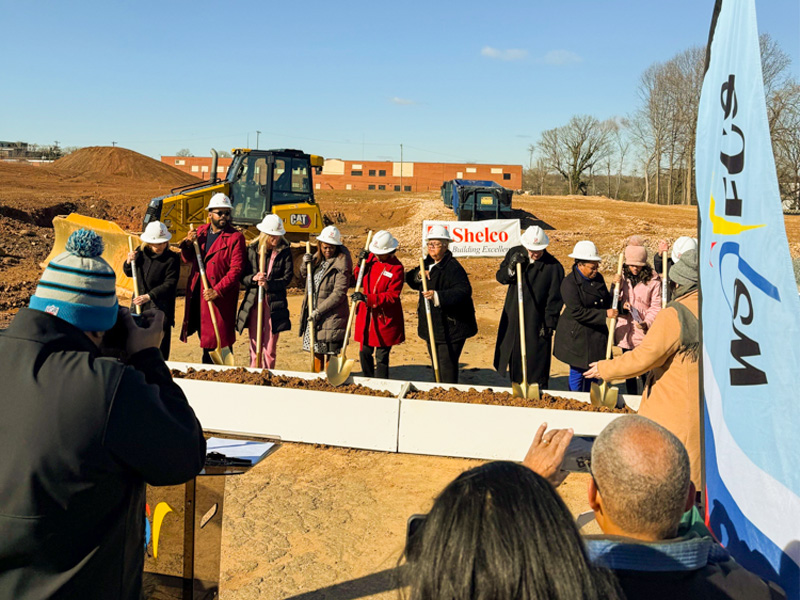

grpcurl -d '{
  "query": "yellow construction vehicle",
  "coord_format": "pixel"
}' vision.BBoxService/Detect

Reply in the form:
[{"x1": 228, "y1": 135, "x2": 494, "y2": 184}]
[{"x1": 47, "y1": 148, "x2": 326, "y2": 292}]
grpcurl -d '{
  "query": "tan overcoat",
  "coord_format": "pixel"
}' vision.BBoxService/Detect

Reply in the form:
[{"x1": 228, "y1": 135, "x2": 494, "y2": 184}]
[{"x1": 596, "y1": 291, "x2": 701, "y2": 489}]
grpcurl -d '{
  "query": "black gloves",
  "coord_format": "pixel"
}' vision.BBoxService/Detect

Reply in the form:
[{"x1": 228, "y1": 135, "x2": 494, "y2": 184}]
[
  {"x1": 509, "y1": 252, "x2": 528, "y2": 270},
  {"x1": 357, "y1": 249, "x2": 369, "y2": 263},
  {"x1": 351, "y1": 291, "x2": 367, "y2": 304}
]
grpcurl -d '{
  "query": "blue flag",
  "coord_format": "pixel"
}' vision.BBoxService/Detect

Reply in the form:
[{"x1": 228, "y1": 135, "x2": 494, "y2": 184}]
[{"x1": 697, "y1": 0, "x2": 800, "y2": 596}]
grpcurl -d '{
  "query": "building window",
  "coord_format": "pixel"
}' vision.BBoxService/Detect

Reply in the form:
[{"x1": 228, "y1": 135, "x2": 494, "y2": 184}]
[
  {"x1": 351, "y1": 170, "x2": 363, "y2": 176},
  {"x1": 346, "y1": 184, "x2": 353, "y2": 190},
  {"x1": 217, "y1": 166, "x2": 225, "y2": 173},
  {"x1": 378, "y1": 185, "x2": 386, "y2": 190},
  {"x1": 201, "y1": 166, "x2": 209, "y2": 172},
  {"x1": 394, "y1": 185, "x2": 401, "y2": 191},
  {"x1": 379, "y1": 169, "x2": 386, "y2": 177},
  {"x1": 368, "y1": 184, "x2": 376, "y2": 190},
  {"x1": 503, "y1": 173, "x2": 511, "y2": 180},
  {"x1": 175, "y1": 159, "x2": 186, "y2": 166},
  {"x1": 404, "y1": 186, "x2": 411, "y2": 191},
  {"x1": 368, "y1": 169, "x2": 376, "y2": 176},
  {"x1": 466, "y1": 167, "x2": 477, "y2": 173},
  {"x1": 191, "y1": 165, "x2": 200, "y2": 172}
]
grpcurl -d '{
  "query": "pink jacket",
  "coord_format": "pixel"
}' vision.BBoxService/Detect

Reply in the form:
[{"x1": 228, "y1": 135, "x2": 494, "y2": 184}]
[{"x1": 614, "y1": 273, "x2": 662, "y2": 350}]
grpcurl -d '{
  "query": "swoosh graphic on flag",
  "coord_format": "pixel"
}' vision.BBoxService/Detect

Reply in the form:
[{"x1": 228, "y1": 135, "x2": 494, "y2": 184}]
[
  {"x1": 152, "y1": 502, "x2": 174, "y2": 559},
  {"x1": 709, "y1": 194, "x2": 764, "y2": 235}
]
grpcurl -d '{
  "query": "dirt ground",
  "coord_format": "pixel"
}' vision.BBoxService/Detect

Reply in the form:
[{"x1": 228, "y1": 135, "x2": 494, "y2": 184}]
[{"x1": 3, "y1": 148, "x2": 800, "y2": 599}]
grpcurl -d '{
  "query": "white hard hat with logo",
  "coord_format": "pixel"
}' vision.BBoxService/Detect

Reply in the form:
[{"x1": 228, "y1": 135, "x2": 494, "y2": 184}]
[
  {"x1": 425, "y1": 224, "x2": 452, "y2": 242},
  {"x1": 568, "y1": 240, "x2": 601, "y2": 261},
  {"x1": 369, "y1": 230, "x2": 399, "y2": 255},
  {"x1": 140, "y1": 221, "x2": 172, "y2": 244},
  {"x1": 317, "y1": 225, "x2": 343, "y2": 246},
  {"x1": 671, "y1": 236, "x2": 697, "y2": 263},
  {"x1": 207, "y1": 193, "x2": 233, "y2": 211},
  {"x1": 520, "y1": 226, "x2": 549, "y2": 251},
  {"x1": 256, "y1": 214, "x2": 286, "y2": 237}
]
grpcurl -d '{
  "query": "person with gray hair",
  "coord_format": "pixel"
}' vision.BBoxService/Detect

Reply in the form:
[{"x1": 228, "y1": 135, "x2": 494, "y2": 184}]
[{"x1": 580, "y1": 416, "x2": 785, "y2": 599}]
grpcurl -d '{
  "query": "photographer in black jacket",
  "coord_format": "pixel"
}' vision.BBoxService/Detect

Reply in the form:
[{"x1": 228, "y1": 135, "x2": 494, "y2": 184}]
[{"x1": 0, "y1": 230, "x2": 206, "y2": 600}]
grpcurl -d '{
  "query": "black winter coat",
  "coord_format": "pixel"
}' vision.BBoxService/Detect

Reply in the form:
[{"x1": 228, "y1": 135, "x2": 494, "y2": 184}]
[
  {"x1": 236, "y1": 241, "x2": 293, "y2": 335},
  {"x1": 0, "y1": 308, "x2": 206, "y2": 600},
  {"x1": 553, "y1": 267, "x2": 613, "y2": 370},
  {"x1": 122, "y1": 246, "x2": 180, "y2": 327},
  {"x1": 493, "y1": 247, "x2": 564, "y2": 383},
  {"x1": 406, "y1": 251, "x2": 478, "y2": 343}
]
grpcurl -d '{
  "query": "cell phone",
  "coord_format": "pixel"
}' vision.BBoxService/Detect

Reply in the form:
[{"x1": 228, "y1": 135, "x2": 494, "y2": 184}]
[{"x1": 404, "y1": 514, "x2": 427, "y2": 562}]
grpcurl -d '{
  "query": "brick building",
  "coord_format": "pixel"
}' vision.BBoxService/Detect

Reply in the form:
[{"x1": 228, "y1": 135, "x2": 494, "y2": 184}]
[{"x1": 161, "y1": 155, "x2": 522, "y2": 192}]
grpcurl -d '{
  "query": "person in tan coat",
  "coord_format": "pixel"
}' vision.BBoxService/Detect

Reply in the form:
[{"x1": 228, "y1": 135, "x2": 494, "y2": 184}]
[{"x1": 584, "y1": 249, "x2": 701, "y2": 490}]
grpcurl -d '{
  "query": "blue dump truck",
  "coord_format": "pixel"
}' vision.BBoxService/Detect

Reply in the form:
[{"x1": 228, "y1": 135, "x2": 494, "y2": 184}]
[{"x1": 440, "y1": 179, "x2": 514, "y2": 220}]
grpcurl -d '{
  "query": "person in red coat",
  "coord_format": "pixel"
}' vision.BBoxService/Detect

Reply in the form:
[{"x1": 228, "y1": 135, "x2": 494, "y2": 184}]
[
  {"x1": 351, "y1": 230, "x2": 405, "y2": 379},
  {"x1": 179, "y1": 193, "x2": 247, "y2": 363}
]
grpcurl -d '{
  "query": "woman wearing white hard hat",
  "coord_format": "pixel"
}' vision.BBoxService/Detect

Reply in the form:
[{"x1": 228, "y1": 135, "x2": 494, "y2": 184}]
[
  {"x1": 655, "y1": 236, "x2": 696, "y2": 302},
  {"x1": 494, "y1": 226, "x2": 565, "y2": 390},
  {"x1": 350, "y1": 230, "x2": 405, "y2": 379},
  {"x1": 123, "y1": 221, "x2": 180, "y2": 359},
  {"x1": 405, "y1": 224, "x2": 477, "y2": 383},
  {"x1": 553, "y1": 240, "x2": 618, "y2": 392},
  {"x1": 236, "y1": 214, "x2": 294, "y2": 368},
  {"x1": 299, "y1": 225, "x2": 353, "y2": 371}
]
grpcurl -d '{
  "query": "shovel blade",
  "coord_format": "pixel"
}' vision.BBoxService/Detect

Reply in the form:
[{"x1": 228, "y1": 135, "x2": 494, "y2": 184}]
[
  {"x1": 209, "y1": 347, "x2": 235, "y2": 367},
  {"x1": 511, "y1": 381, "x2": 541, "y2": 400},
  {"x1": 589, "y1": 381, "x2": 617, "y2": 408},
  {"x1": 326, "y1": 356, "x2": 355, "y2": 387}
]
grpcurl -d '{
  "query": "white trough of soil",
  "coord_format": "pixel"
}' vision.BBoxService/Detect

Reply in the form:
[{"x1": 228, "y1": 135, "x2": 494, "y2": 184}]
[{"x1": 167, "y1": 362, "x2": 640, "y2": 461}]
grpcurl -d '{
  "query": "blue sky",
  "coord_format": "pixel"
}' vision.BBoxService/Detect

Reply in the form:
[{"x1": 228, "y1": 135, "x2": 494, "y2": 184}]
[{"x1": 3, "y1": 0, "x2": 798, "y2": 166}]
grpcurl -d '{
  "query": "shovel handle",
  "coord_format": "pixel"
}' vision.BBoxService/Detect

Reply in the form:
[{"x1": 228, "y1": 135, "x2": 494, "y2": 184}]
[
  {"x1": 516, "y1": 262, "x2": 529, "y2": 388},
  {"x1": 190, "y1": 225, "x2": 224, "y2": 351},
  {"x1": 255, "y1": 241, "x2": 267, "y2": 368},
  {"x1": 661, "y1": 250, "x2": 668, "y2": 308},
  {"x1": 306, "y1": 241, "x2": 316, "y2": 370},
  {"x1": 605, "y1": 251, "x2": 625, "y2": 359},
  {"x1": 339, "y1": 231, "x2": 373, "y2": 362},
  {"x1": 127, "y1": 237, "x2": 142, "y2": 315},
  {"x1": 420, "y1": 256, "x2": 441, "y2": 383}
]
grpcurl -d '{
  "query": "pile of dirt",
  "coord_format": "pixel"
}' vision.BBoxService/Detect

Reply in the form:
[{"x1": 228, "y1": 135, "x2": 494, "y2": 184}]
[
  {"x1": 171, "y1": 367, "x2": 395, "y2": 397},
  {"x1": 405, "y1": 387, "x2": 632, "y2": 413},
  {"x1": 52, "y1": 146, "x2": 199, "y2": 186}
]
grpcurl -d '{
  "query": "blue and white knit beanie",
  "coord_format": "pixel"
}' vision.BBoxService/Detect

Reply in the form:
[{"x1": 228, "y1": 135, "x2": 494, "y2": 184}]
[{"x1": 30, "y1": 229, "x2": 118, "y2": 331}]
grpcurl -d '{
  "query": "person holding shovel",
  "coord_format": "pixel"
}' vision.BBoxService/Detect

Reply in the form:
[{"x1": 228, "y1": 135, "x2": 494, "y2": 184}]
[
  {"x1": 123, "y1": 221, "x2": 180, "y2": 359},
  {"x1": 351, "y1": 230, "x2": 405, "y2": 379},
  {"x1": 553, "y1": 240, "x2": 618, "y2": 392},
  {"x1": 493, "y1": 226, "x2": 564, "y2": 391},
  {"x1": 236, "y1": 214, "x2": 293, "y2": 369},
  {"x1": 179, "y1": 193, "x2": 247, "y2": 364},
  {"x1": 406, "y1": 225, "x2": 477, "y2": 384},
  {"x1": 299, "y1": 225, "x2": 353, "y2": 372}
]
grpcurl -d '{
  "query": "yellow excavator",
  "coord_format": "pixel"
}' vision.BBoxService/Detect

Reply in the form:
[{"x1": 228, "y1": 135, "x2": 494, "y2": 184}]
[{"x1": 46, "y1": 148, "x2": 326, "y2": 292}]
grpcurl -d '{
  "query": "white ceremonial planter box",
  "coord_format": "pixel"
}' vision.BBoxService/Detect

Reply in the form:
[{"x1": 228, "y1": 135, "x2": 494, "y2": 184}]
[
  {"x1": 397, "y1": 380, "x2": 641, "y2": 462},
  {"x1": 167, "y1": 362, "x2": 404, "y2": 453}
]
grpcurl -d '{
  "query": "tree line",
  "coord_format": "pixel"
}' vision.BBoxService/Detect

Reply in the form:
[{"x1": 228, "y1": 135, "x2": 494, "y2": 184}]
[{"x1": 526, "y1": 34, "x2": 800, "y2": 209}]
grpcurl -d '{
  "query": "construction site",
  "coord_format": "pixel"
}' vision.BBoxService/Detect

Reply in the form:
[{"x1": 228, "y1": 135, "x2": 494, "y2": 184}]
[{"x1": 2, "y1": 146, "x2": 799, "y2": 599}]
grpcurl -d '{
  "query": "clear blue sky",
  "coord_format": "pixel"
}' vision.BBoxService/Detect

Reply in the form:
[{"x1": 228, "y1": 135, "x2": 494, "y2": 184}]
[{"x1": 3, "y1": 0, "x2": 798, "y2": 165}]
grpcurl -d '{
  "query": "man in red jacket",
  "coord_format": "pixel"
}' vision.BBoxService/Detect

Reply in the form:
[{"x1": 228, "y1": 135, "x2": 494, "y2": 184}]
[
  {"x1": 352, "y1": 230, "x2": 405, "y2": 379},
  {"x1": 179, "y1": 193, "x2": 247, "y2": 363}
]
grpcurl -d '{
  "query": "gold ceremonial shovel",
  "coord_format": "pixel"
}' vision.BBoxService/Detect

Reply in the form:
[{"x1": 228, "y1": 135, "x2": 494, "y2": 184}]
[
  {"x1": 327, "y1": 231, "x2": 373, "y2": 386},
  {"x1": 511, "y1": 262, "x2": 540, "y2": 400},
  {"x1": 590, "y1": 252, "x2": 623, "y2": 408}
]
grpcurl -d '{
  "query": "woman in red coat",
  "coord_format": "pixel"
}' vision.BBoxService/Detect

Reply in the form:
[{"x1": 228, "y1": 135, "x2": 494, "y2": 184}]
[
  {"x1": 351, "y1": 230, "x2": 405, "y2": 379},
  {"x1": 179, "y1": 194, "x2": 247, "y2": 363}
]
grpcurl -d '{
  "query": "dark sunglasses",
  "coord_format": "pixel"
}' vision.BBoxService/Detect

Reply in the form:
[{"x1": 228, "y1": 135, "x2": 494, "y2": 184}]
[{"x1": 211, "y1": 210, "x2": 231, "y2": 216}]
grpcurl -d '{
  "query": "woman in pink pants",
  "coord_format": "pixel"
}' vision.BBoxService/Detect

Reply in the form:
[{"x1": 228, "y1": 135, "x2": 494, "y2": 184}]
[{"x1": 236, "y1": 215, "x2": 294, "y2": 368}]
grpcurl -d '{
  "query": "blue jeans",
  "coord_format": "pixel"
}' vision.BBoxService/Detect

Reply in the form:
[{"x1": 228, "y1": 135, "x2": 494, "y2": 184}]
[{"x1": 569, "y1": 366, "x2": 597, "y2": 392}]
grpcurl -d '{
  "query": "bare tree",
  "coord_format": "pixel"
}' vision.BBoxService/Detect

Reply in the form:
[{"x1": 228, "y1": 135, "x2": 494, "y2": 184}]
[
  {"x1": 175, "y1": 148, "x2": 194, "y2": 157},
  {"x1": 538, "y1": 115, "x2": 612, "y2": 195}
]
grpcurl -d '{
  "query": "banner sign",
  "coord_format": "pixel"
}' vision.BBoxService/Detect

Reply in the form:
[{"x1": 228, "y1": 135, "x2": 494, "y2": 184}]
[
  {"x1": 697, "y1": 0, "x2": 800, "y2": 596},
  {"x1": 421, "y1": 219, "x2": 520, "y2": 257}
]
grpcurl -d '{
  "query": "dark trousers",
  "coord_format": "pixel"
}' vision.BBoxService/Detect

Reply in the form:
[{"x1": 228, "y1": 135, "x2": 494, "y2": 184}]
[
  {"x1": 160, "y1": 326, "x2": 172, "y2": 361},
  {"x1": 202, "y1": 346, "x2": 233, "y2": 364},
  {"x1": 426, "y1": 339, "x2": 466, "y2": 384},
  {"x1": 359, "y1": 345, "x2": 391, "y2": 379},
  {"x1": 621, "y1": 348, "x2": 646, "y2": 395}
]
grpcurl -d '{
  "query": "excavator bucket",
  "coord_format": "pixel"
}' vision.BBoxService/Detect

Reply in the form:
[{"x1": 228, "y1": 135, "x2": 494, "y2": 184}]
[{"x1": 46, "y1": 214, "x2": 136, "y2": 294}]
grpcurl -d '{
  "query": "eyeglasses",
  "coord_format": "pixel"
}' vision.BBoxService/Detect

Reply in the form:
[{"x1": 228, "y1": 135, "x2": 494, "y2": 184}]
[
  {"x1": 211, "y1": 210, "x2": 231, "y2": 217},
  {"x1": 426, "y1": 242, "x2": 445, "y2": 248}
]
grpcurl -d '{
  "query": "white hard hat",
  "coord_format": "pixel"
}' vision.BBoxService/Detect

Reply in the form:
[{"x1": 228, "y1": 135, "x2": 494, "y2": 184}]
[
  {"x1": 140, "y1": 221, "x2": 172, "y2": 244},
  {"x1": 425, "y1": 224, "x2": 452, "y2": 242},
  {"x1": 369, "y1": 230, "x2": 399, "y2": 255},
  {"x1": 207, "y1": 192, "x2": 233, "y2": 211},
  {"x1": 317, "y1": 225, "x2": 343, "y2": 246},
  {"x1": 671, "y1": 236, "x2": 698, "y2": 263},
  {"x1": 568, "y1": 240, "x2": 601, "y2": 262},
  {"x1": 256, "y1": 214, "x2": 286, "y2": 237},
  {"x1": 520, "y1": 226, "x2": 549, "y2": 251}
]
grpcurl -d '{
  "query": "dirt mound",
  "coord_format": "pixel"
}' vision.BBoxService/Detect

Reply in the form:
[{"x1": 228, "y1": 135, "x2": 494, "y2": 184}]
[{"x1": 52, "y1": 146, "x2": 199, "y2": 186}]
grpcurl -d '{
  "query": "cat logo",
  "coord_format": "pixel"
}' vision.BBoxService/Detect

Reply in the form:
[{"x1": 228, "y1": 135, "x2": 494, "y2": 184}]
[{"x1": 290, "y1": 214, "x2": 311, "y2": 228}]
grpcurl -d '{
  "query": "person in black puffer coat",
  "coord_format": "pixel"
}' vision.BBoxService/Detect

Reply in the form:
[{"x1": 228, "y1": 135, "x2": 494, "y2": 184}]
[
  {"x1": 123, "y1": 221, "x2": 180, "y2": 360},
  {"x1": 406, "y1": 225, "x2": 477, "y2": 384},
  {"x1": 236, "y1": 215, "x2": 294, "y2": 369}
]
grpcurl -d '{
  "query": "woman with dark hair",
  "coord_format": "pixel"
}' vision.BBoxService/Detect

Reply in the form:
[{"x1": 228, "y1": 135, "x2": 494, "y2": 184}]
[
  {"x1": 299, "y1": 225, "x2": 353, "y2": 372},
  {"x1": 405, "y1": 461, "x2": 621, "y2": 600}
]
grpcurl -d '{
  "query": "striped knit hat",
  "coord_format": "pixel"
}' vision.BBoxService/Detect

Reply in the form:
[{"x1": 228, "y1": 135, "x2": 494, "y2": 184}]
[{"x1": 30, "y1": 229, "x2": 118, "y2": 331}]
